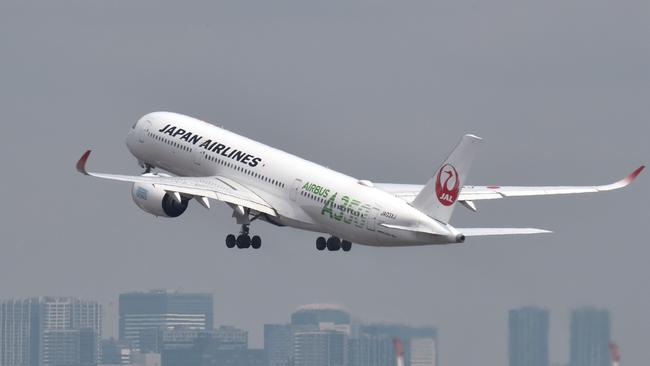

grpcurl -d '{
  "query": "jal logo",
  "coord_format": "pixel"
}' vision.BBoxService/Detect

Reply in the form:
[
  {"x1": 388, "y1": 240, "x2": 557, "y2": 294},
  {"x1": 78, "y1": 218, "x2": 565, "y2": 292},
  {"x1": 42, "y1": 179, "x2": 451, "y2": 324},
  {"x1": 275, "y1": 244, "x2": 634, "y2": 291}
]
[{"x1": 435, "y1": 163, "x2": 460, "y2": 206}]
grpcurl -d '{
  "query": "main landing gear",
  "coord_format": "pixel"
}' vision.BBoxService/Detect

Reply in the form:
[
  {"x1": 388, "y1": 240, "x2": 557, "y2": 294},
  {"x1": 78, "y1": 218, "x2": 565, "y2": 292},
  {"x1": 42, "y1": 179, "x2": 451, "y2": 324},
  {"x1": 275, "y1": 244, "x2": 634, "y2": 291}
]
[
  {"x1": 316, "y1": 236, "x2": 352, "y2": 252},
  {"x1": 226, "y1": 224, "x2": 262, "y2": 249},
  {"x1": 226, "y1": 205, "x2": 262, "y2": 250}
]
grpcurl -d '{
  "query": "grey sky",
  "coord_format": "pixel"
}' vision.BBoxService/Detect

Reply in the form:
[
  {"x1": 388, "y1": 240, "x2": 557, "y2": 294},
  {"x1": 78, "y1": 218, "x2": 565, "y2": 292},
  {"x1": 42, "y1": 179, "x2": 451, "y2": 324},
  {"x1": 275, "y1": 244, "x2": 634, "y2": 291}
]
[{"x1": 0, "y1": 1, "x2": 648, "y2": 365}]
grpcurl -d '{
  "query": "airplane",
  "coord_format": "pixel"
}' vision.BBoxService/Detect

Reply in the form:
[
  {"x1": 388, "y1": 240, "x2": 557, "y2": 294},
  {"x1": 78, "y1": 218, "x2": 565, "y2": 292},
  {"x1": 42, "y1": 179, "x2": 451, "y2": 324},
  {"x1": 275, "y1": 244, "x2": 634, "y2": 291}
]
[{"x1": 76, "y1": 111, "x2": 644, "y2": 252}]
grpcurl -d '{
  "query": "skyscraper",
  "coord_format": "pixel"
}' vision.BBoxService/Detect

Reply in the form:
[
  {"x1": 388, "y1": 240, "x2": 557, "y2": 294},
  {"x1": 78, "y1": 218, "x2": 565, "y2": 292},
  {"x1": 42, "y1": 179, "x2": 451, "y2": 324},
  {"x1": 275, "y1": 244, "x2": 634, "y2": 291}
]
[
  {"x1": 348, "y1": 334, "x2": 393, "y2": 366},
  {"x1": 214, "y1": 326, "x2": 248, "y2": 351},
  {"x1": 289, "y1": 304, "x2": 351, "y2": 365},
  {"x1": 101, "y1": 338, "x2": 133, "y2": 365},
  {"x1": 118, "y1": 290, "x2": 213, "y2": 349},
  {"x1": 290, "y1": 304, "x2": 351, "y2": 335},
  {"x1": 509, "y1": 307, "x2": 549, "y2": 366},
  {"x1": 570, "y1": 307, "x2": 611, "y2": 366},
  {"x1": 410, "y1": 338, "x2": 436, "y2": 366},
  {"x1": 1, "y1": 297, "x2": 101, "y2": 366},
  {"x1": 0, "y1": 298, "x2": 41, "y2": 366},
  {"x1": 359, "y1": 324, "x2": 437, "y2": 366},
  {"x1": 293, "y1": 331, "x2": 347, "y2": 366},
  {"x1": 40, "y1": 297, "x2": 102, "y2": 366},
  {"x1": 264, "y1": 324, "x2": 290, "y2": 366}
]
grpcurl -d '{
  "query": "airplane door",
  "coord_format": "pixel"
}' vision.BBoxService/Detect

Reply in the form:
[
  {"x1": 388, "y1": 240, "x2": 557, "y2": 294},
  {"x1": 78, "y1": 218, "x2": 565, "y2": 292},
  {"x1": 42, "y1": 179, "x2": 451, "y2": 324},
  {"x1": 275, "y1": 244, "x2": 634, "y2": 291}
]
[
  {"x1": 290, "y1": 179, "x2": 302, "y2": 201},
  {"x1": 192, "y1": 148, "x2": 202, "y2": 166},
  {"x1": 137, "y1": 120, "x2": 151, "y2": 143},
  {"x1": 367, "y1": 206, "x2": 380, "y2": 231}
]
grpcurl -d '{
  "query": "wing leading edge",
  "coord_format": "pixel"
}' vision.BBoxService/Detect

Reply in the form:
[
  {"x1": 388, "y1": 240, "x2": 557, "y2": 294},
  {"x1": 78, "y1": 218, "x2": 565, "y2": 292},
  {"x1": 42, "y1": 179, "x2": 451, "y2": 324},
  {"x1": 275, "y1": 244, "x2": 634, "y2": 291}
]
[{"x1": 76, "y1": 150, "x2": 277, "y2": 216}]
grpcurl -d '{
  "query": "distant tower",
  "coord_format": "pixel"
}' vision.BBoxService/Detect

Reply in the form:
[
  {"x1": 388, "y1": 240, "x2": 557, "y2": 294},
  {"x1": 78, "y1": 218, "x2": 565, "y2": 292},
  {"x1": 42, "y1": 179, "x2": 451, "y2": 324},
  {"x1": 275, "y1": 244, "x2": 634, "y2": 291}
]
[
  {"x1": 393, "y1": 338, "x2": 405, "y2": 366},
  {"x1": 410, "y1": 337, "x2": 436, "y2": 366},
  {"x1": 0, "y1": 298, "x2": 40, "y2": 366},
  {"x1": 289, "y1": 304, "x2": 351, "y2": 365},
  {"x1": 348, "y1": 334, "x2": 393, "y2": 366},
  {"x1": 265, "y1": 324, "x2": 290, "y2": 366},
  {"x1": 570, "y1": 307, "x2": 611, "y2": 366},
  {"x1": 509, "y1": 307, "x2": 550, "y2": 366},
  {"x1": 118, "y1": 290, "x2": 213, "y2": 349},
  {"x1": 608, "y1": 342, "x2": 620, "y2": 366},
  {"x1": 0, "y1": 297, "x2": 102, "y2": 366},
  {"x1": 360, "y1": 324, "x2": 438, "y2": 366},
  {"x1": 292, "y1": 330, "x2": 347, "y2": 366},
  {"x1": 40, "y1": 297, "x2": 102, "y2": 366}
]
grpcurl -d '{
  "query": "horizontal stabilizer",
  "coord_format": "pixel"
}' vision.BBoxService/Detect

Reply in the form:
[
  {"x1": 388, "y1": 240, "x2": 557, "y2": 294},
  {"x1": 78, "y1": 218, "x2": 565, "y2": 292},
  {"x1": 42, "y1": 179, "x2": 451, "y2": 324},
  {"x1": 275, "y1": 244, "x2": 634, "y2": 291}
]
[{"x1": 459, "y1": 228, "x2": 552, "y2": 237}]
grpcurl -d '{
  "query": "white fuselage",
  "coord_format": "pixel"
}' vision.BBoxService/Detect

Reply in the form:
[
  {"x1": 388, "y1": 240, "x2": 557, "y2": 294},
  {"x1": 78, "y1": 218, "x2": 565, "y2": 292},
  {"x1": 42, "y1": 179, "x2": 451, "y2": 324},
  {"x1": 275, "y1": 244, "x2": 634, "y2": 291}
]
[{"x1": 126, "y1": 112, "x2": 458, "y2": 246}]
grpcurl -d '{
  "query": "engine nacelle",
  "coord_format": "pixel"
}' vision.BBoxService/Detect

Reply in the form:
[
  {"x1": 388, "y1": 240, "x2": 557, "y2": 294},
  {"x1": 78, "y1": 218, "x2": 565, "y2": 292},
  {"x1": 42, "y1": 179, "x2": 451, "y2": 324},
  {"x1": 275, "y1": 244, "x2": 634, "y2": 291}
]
[{"x1": 131, "y1": 173, "x2": 189, "y2": 218}]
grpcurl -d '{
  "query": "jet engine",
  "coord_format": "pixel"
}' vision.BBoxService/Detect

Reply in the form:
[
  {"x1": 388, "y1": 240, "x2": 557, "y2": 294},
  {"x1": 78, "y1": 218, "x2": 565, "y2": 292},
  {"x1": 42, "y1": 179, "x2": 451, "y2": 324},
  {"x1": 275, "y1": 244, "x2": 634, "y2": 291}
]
[{"x1": 131, "y1": 173, "x2": 189, "y2": 218}]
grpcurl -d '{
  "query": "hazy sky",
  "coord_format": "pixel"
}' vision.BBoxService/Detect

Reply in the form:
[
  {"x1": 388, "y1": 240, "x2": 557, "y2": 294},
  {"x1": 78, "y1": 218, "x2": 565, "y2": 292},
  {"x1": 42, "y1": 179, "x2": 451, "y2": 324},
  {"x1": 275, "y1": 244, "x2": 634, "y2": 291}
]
[{"x1": 0, "y1": 1, "x2": 648, "y2": 365}]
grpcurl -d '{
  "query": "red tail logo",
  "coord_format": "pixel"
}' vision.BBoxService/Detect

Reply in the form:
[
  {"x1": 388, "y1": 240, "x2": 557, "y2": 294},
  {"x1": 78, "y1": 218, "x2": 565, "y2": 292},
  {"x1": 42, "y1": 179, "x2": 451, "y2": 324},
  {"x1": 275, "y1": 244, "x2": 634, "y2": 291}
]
[{"x1": 435, "y1": 164, "x2": 460, "y2": 206}]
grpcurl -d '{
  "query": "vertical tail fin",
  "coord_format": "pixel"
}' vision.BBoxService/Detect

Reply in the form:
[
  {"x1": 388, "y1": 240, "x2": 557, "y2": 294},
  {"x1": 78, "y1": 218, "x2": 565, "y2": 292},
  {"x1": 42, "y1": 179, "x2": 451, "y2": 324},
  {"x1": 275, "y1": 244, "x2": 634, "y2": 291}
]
[{"x1": 411, "y1": 134, "x2": 482, "y2": 223}]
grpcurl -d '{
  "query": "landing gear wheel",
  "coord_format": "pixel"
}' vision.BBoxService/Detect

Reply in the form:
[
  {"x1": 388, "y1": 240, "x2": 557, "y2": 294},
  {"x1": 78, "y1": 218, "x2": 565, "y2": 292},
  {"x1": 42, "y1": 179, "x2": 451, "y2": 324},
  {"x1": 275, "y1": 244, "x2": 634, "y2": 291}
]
[
  {"x1": 237, "y1": 234, "x2": 251, "y2": 248},
  {"x1": 251, "y1": 235, "x2": 262, "y2": 249},
  {"x1": 327, "y1": 237, "x2": 341, "y2": 251},
  {"x1": 341, "y1": 240, "x2": 352, "y2": 252},
  {"x1": 226, "y1": 234, "x2": 237, "y2": 248},
  {"x1": 316, "y1": 237, "x2": 327, "y2": 251}
]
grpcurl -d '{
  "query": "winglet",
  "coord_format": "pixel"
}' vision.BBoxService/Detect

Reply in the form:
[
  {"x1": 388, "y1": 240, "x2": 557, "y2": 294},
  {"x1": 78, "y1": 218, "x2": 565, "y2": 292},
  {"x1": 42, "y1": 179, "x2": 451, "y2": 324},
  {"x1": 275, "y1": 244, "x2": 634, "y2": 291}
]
[
  {"x1": 624, "y1": 165, "x2": 645, "y2": 184},
  {"x1": 599, "y1": 165, "x2": 645, "y2": 191},
  {"x1": 76, "y1": 150, "x2": 92, "y2": 175}
]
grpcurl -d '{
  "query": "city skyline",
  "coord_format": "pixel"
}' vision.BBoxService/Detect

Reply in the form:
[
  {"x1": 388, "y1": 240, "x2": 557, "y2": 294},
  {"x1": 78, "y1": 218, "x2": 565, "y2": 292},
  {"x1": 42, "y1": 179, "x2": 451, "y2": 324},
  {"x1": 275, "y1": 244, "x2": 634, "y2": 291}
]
[{"x1": 1, "y1": 291, "x2": 620, "y2": 366}]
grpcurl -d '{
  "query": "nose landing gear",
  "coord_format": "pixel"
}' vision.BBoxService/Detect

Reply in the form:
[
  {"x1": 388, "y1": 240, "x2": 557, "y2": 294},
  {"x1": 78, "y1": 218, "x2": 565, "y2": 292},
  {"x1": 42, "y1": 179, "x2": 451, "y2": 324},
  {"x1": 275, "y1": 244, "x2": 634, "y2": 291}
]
[{"x1": 316, "y1": 236, "x2": 352, "y2": 252}]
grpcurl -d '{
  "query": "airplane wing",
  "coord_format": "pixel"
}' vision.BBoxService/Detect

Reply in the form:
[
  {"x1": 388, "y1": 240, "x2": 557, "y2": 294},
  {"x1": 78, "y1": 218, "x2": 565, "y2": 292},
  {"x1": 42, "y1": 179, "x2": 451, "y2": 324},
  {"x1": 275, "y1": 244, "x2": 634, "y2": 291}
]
[
  {"x1": 76, "y1": 150, "x2": 276, "y2": 216},
  {"x1": 376, "y1": 166, "x2": 644, "y2": 208}
]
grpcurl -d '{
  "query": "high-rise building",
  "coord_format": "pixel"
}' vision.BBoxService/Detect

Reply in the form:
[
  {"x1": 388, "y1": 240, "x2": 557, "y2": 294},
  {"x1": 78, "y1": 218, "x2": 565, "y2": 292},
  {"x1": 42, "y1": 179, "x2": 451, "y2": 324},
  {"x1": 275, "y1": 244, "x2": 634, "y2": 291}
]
[
  {"x1": 160, "y1": 331, "x2": 261, "y2": 366},
  {"x1": 41, "y1": 330, "x2": 81, "y2": 366},
  {"x1": 214, "y1": 326, "x2": 248, "y2": 351},
  {"x1": 290, "y1": 305, "x2": 351, "y2": 334},
  {"x1": 570, "y1": 307, "x2": 611, "y2": 366},
  {"x1": 410, "y1": 338, "x2": 436, "y2": 366},
  {"x1": 100, "y1": 338, "x2": 132, "y2": 365},
  {"x1": 1, "y1": 297, "x2": 101, "y2": 366},
  {"x1": 293, "y1": 331, "x2": 347, "y2": 366},
  {"x1": 348, "y1": 334, "x2": 393, "y2": 366},
  {"x1": 118, "y1": 290, "x2": 213, "y2": 349},
  {"x1": 289, "y1": 304, "x2": 351, "y2": 365},
  {"x1": 264, "y1": 324, "x2": 290, "y2": 366},
  {"x1": 509, "y1": 307, "x2": 549, "y2": 366},
  {"x1": 201, "y1": 349, "x2": 265, "y2": 366},
  {"x1": 359, "y1": 324, "x2": 437, "y2": 366},
  {"x1": 0, "y1": 299, "x2": 41, "y2": 366},
  {"x1": 131, "y1": 352, "x2": 161, "y2": 366},
  {"x1": 40, "y1": 297, "x2": 102, "y2": 366}
]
